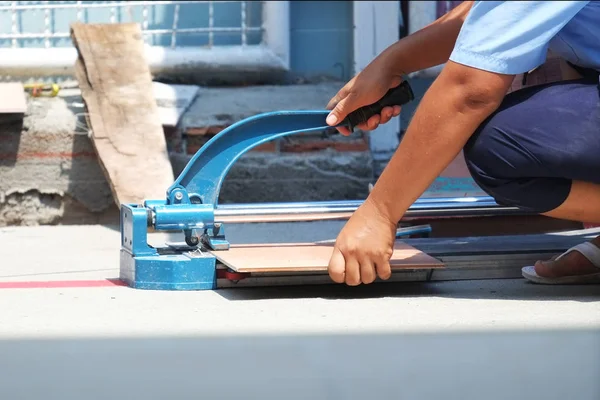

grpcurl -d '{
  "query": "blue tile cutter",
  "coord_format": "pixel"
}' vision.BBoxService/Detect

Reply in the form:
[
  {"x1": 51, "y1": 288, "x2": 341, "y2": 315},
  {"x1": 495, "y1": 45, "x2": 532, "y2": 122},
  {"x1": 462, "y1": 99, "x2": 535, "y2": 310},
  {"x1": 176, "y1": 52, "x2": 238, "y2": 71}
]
[{"x1": 119, "y1": 81, "x2": 417, "y2": 290}]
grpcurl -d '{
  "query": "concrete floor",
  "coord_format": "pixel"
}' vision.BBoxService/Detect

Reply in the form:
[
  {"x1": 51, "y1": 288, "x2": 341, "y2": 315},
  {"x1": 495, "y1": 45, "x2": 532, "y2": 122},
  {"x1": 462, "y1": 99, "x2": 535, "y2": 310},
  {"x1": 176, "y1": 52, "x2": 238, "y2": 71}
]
[{"x1": 0, "y1": 223, "x2": 599, "y2": 400}]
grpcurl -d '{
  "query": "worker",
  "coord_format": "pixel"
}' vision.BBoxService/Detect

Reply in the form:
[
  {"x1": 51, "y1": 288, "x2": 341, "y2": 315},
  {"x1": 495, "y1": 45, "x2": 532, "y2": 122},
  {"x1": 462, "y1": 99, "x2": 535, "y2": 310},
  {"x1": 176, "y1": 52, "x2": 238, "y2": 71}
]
[{"x1": 325, "y1": 1, "x2": 600, "y2": 285}]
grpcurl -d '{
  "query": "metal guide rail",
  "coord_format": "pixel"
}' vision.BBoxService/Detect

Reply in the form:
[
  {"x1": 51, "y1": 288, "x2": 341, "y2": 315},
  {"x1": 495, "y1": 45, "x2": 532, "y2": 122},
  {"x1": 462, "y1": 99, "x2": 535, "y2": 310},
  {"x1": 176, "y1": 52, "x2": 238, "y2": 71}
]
[{"x1": 212, "y1": 196, "x2": 521, "y2": 223}]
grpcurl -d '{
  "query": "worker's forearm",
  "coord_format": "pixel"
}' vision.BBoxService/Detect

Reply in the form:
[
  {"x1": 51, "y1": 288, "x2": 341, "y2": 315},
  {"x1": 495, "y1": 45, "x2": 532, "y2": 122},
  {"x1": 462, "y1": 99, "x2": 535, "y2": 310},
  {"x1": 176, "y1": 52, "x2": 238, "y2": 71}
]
[
  {"x1": 367, "y1": 62, "x2": 510, "y2": 223},
  {"x1": 377, "y1": 1, "x2": 474, "y2": 76}
]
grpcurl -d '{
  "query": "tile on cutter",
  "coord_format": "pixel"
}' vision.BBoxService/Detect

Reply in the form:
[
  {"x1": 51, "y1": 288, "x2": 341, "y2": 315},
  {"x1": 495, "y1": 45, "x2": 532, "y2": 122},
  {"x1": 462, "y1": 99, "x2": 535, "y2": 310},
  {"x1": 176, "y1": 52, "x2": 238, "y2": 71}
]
[{"x1": 210, "y1": 242, "x2": 444, "y2": 273}]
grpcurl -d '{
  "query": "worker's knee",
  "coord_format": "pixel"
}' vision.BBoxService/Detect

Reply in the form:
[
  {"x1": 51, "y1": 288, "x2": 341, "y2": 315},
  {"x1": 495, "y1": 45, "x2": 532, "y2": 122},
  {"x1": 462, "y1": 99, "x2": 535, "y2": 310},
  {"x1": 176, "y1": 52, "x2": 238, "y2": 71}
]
[
  {"x1": 463, "y1": 122, "x2": 516, "y2": 206},
  {"x1": 463, "y1": 79, "x2": 600, "y2": 213},
  {"x1": 463, "y1": 116, "x2": 570, "y2": 213}
]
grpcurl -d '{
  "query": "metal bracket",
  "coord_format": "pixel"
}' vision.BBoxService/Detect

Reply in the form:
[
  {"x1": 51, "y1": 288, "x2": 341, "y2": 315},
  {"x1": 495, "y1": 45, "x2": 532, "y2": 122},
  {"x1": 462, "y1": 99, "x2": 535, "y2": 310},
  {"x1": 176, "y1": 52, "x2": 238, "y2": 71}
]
[
  {"x1": 202, "y1": 223, "x2": 229, "y2": 251},
  {"x1": 119, "y1": 203, "x2": 218, "y2": 290}
]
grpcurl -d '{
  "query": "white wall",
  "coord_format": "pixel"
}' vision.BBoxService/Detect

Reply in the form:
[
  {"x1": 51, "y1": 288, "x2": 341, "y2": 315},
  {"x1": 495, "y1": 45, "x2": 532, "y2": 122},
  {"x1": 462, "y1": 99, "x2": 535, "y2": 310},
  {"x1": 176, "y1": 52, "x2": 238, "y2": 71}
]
[{"x1": 353, "y1": 1, "x2": 401, "y2": 177}]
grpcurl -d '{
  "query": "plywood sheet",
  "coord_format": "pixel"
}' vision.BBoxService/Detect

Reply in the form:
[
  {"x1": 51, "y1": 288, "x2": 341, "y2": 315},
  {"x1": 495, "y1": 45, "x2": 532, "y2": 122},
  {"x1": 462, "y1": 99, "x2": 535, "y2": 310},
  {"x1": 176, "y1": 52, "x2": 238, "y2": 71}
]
[
  {"x1": 70, "y1": 23, "x2": 174, "y2": 206},
  {"x1": 211, "y1": 242, "x2": 444, "y2": 273}
]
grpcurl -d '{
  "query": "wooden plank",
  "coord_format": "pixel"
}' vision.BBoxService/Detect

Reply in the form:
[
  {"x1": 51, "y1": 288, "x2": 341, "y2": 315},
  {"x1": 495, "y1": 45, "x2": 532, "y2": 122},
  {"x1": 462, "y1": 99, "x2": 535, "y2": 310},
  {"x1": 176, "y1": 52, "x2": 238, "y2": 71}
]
[
  {"x1": 0, "y1": 83, "x2": 26, "y2": 114},
  {"x1": 211, "y1": 242, "x2": 444, "y2": 273},
  {"x1": 70, "y1": 23, "x2": 174, "y2": 206}
]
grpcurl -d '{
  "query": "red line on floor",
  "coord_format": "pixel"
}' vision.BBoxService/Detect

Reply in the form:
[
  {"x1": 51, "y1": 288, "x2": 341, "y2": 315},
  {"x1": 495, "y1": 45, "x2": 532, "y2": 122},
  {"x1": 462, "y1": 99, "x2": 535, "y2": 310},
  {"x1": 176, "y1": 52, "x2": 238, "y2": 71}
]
[{"x1": 0, "y1": 279, "x2": 126, "y2": 289}]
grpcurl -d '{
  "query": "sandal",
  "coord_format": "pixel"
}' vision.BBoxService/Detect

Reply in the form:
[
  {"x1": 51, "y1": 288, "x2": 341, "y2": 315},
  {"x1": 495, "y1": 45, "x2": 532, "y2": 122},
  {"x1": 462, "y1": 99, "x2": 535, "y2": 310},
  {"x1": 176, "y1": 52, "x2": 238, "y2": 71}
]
[{"x1": 521, "y1": 242, "x2": 600, "y2": 284}]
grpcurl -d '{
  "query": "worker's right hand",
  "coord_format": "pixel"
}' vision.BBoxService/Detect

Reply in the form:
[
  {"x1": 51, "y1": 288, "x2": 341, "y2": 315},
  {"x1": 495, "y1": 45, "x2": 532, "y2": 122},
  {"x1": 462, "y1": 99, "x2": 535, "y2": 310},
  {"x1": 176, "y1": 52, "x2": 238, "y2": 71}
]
[{"x1": 325, "y1": 61, "x2": 403, "y2": 136}]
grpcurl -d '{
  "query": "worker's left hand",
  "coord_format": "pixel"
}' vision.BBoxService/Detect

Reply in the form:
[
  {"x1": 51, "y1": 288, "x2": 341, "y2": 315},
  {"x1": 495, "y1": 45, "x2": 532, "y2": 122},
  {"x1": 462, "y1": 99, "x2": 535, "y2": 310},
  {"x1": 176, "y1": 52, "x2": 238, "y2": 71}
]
[{"x1": 328, "y1": 198, "x2": 397, "y2": 285}]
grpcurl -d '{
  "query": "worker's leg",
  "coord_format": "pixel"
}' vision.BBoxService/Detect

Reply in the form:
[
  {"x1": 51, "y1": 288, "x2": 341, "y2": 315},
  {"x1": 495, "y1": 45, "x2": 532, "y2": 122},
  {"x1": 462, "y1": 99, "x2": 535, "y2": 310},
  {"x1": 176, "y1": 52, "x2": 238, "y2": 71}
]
[{"x1": 463, "y1": 78, "x2": 600, "y2": 278}]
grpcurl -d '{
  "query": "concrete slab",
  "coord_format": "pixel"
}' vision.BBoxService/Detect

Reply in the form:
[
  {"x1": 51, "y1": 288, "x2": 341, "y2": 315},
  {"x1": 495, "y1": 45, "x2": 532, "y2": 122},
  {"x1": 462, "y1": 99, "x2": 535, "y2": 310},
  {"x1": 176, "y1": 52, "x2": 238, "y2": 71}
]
[
  {"x1": 152, "y1": 82, "x2": 199, "y2": 127},
  {"x1": 180, "y1": 82, "x2": 343, "y2": 130},
  {"x1": 0, "y1": 223, "x2": 598, "y2": 336},
  {"x1": 0, "y1": 224, "x2": 598, "y2": 399}
]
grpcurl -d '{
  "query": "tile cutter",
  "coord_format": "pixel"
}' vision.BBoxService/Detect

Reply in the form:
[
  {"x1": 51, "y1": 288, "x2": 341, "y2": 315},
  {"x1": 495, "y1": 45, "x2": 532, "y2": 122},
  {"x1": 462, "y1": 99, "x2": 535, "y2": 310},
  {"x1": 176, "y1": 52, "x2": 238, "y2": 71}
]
[{"x1": 119, "y1": 81, "x2": 595, "y2": 290}]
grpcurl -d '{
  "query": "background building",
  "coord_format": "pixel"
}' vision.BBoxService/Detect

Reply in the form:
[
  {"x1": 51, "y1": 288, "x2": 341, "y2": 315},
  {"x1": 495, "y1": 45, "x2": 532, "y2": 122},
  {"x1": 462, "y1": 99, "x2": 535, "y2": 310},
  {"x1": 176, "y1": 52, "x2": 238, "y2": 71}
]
[{"x1": 0, "y1": 1, "x2": 458, "y2": 225}]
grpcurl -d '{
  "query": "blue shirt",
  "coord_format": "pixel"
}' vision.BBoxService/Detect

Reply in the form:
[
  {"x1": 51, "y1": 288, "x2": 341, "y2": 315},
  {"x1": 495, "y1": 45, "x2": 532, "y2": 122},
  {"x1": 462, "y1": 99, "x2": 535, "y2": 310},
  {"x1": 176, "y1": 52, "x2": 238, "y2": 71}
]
[{"x1": 449, "y1": 1, "x2": 600, "y2": 75}]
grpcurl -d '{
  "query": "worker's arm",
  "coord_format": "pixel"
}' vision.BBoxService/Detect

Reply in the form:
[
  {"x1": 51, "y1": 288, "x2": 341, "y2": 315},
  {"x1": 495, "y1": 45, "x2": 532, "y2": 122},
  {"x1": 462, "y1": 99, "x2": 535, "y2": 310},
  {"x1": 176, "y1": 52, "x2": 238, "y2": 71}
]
[
  {"x1": 369, "y1": 62, "x2": 512, "y2": 222},
  {"x1": 327, "y1": 63, "x2": 513, "y2": 285},
  {"x1": 328, "y1": 1, "x2": 589, "y2": 285},
  {"x1": 370, "y1": 0, "x2": 590, "y2": 222},
  {"x1": 382, "y1": 1, "x2": 475, "y2": 77},
  {"x1": 326, "y1": 1, "x2": 474, "y2": 134}
]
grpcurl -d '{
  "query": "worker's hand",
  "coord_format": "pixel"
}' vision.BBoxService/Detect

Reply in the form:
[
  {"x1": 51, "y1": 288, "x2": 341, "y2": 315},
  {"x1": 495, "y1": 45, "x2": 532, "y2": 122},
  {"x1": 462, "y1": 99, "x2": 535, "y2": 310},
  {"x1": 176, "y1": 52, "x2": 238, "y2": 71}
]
[
  {"x1": 326, "y1": 61, "x2": 403, "y2": 136},
  {"x1": 328, "y1": 197, "x2": 397, "y2": 285}
]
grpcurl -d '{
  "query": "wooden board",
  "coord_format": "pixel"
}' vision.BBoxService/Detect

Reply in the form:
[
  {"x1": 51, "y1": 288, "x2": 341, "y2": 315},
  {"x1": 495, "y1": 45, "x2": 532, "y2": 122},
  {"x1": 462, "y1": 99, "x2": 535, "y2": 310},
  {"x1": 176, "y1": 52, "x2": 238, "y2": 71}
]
[
  {"x1": 0, "y1": 82, "x2": 26, "y2": 114},
  {"x1": 71, "y1": 23, "x2": 174, "y2": 206},
  {"x1": 210, "y1": 242, "x2": 444, "y2": 273}
]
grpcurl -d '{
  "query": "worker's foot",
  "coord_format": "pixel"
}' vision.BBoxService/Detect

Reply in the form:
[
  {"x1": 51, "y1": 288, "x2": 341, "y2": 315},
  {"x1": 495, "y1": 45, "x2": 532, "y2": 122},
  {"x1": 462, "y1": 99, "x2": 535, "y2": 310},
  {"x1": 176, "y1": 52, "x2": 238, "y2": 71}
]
[{"x1": 534, "y1": 236, "x2": 600, "y2": 278}]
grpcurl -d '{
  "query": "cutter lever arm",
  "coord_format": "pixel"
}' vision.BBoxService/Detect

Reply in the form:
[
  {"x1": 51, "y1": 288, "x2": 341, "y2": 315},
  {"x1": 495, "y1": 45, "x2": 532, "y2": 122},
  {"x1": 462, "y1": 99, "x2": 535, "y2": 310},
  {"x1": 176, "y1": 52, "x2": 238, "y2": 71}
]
[
  {"x1": 167, "y1": 81, "x2": 414, "y2": 207},
  {"x1": 168, "y1": 111, "x2": 332, "y2": 206}
]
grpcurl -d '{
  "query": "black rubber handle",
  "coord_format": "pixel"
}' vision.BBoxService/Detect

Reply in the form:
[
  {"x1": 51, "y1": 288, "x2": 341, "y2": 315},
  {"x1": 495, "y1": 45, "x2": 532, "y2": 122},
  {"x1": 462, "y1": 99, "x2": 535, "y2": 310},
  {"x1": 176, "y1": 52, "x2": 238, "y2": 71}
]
[{"x1": 344, "y1": 80, "x2": 414, "y2": 132}]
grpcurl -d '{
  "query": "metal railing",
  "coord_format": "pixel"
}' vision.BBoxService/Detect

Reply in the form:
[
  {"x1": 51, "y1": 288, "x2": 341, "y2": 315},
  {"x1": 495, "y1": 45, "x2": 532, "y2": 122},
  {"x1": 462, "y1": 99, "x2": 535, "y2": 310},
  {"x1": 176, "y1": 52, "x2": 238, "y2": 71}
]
[
  {"x1": 0, "y1": 1, "x2": 290, "y2": 80},
  {"x1": 0, "y1": 1, "x2": 262, "y2": 49}
]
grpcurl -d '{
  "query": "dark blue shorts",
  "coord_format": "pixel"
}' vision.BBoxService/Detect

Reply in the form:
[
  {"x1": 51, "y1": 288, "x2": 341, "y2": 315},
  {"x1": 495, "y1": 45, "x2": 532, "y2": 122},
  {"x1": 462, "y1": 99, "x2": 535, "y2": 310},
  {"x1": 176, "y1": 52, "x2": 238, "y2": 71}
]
[{"x1": 463, "y1": 77, "x2": 600, "y2": 214}]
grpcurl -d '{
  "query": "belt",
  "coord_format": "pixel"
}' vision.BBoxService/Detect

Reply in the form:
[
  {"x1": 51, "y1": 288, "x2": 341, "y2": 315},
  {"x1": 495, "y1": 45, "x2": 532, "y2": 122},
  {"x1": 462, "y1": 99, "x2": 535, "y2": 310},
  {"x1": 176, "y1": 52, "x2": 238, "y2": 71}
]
[{"x1": 566, "y1": 61, "x2": 600, "y2": 82}]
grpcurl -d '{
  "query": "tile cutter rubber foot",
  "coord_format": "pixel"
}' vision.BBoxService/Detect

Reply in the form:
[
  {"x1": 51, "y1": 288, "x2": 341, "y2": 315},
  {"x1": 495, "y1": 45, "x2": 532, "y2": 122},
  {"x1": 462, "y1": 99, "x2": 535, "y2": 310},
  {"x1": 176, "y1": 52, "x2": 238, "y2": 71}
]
[{"x1": 119, "y1": 82, "x2": 417, "y2": 290}]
